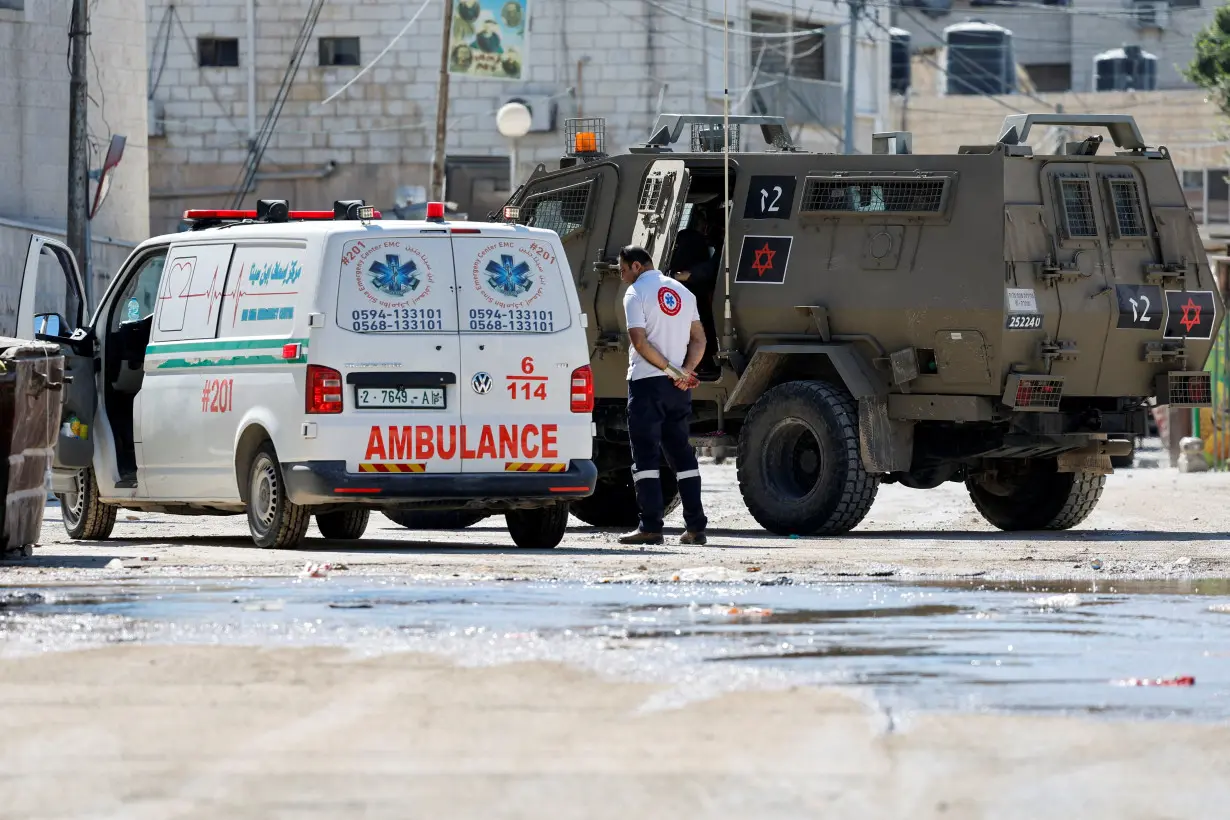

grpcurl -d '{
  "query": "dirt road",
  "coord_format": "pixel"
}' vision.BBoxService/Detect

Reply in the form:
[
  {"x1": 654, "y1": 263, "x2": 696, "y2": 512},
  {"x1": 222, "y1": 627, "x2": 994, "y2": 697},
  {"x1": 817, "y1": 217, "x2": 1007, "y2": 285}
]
[
  {"x1": 7, "y1": 460, "x2": 1230, "y2": 584},
  {"x1": 4, "y1": 461, "x2": 1230, "y2": 818},
  {"x1": 0, "y1": 645, "x2": 1226, "y2": 820}
]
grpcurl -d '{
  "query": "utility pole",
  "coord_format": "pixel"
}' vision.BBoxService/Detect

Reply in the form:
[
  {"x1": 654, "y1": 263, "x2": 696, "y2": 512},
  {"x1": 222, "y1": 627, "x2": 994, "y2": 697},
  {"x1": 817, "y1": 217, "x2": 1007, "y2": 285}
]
[
  {"x1": 67, "y1": 0, "x2": 90, "y2": 286},
  {"x1": 430, "y1": 0, "x2": 454, "y2": 203},
  {"x1": 842, "y1": 0, "x2": 863, "y2": 155}
]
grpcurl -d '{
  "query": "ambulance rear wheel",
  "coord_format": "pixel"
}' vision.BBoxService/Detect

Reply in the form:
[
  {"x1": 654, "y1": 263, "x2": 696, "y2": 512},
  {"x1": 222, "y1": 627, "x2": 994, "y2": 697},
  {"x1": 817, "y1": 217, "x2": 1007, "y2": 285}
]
[
  {"x1": 246, "y1": 444, "x2": 311, "y2": 549},
  {"x1": 316, "y1": 509, "x2": 370, "y2": 540},
  {"x1": 506, "y1": 503, "x2": 570, "y2": 549},
  {"x1": 59, "y1": 467, "x2": 117, "y2": 541},
  {"x1": 737, "y1": 380, "x2": 879, "y2": 536},
  {"x1": 967, "y1": 460, "x2": 1105, "y2": 531},
  {"x1": 383, "y1": 510, "x2": 486, "y2": 530},
  {"x1": 568, "y1": 463, "x2": 679, "y2": 528}
]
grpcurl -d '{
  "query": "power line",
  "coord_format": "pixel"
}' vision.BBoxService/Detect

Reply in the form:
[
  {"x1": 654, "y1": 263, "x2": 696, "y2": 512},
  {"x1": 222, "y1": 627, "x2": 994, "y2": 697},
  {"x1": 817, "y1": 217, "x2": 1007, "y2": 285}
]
[
  {"x1": 319, "y1": 0, "x2": 432, "y2": 106},
  {"x1": 228, "y1": 0, "x2": 327, "y2": 207}
]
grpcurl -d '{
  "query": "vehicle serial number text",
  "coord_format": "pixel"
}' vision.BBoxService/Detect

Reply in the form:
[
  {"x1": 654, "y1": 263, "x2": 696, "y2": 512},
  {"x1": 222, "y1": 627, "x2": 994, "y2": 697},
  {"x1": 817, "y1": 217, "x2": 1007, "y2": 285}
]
[
  {"x1": 351, "y1": 308, "x2": 444, "y2": 332},
  {"x1": 467, "y1": 308, "x2": 556, "y2": 332},
  {"x1": 1006, "y1": 314, "x2": 1044, "y2": 330}
]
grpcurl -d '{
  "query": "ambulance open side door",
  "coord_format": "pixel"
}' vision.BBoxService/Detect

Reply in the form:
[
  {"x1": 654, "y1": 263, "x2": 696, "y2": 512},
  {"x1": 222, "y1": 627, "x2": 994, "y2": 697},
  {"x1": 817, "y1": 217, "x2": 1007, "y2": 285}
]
[{"x1": 17, "y1": 235, "x2": 96, "y2": 473}]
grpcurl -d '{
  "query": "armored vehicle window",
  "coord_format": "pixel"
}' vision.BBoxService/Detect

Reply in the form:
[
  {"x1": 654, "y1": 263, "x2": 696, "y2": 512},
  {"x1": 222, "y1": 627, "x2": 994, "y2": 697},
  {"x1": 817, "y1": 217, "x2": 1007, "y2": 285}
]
[
  {"x1": 800, "y1": 177, "x2": 946, "y2": 213},
  {"x1": 1057, "y1": 178, "x2": 1097, "y2": 237},
  {"x1": 639, "y1": 176, "x2": 667, "y2": 211},
  {"x1": 1105, "y1": 178, "x2": 1146, "y2": 238},
  {"x1": 522, "y1": 181, "x2": 592, "y2": 242}
]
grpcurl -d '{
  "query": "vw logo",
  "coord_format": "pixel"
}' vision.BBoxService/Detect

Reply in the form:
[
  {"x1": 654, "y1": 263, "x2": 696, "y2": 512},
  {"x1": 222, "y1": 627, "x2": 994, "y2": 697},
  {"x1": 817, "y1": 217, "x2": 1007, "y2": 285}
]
[{"x1": 471, "y1": 372, "x2": 493, "y2": 395}]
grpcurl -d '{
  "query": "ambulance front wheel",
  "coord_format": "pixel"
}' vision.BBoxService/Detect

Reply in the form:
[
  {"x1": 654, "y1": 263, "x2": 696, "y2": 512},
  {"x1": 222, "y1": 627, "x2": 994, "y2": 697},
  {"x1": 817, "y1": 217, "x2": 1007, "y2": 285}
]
[
  {"x1": 59, "y1": 467, "x2": 117, "y2": 541},
  {"x1": 505, "y1": 503, "x2": 570, "y2": 549},
  {"x1": 246, "y1": 443, "x2": 311, "y2": 549}
]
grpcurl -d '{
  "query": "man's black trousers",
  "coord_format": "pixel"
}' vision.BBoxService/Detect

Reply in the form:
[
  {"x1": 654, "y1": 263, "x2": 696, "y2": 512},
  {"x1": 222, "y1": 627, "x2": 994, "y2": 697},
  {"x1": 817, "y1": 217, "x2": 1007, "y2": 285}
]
[{"x1": 627, "y1": 375, "x2": 707, "y2": 534}]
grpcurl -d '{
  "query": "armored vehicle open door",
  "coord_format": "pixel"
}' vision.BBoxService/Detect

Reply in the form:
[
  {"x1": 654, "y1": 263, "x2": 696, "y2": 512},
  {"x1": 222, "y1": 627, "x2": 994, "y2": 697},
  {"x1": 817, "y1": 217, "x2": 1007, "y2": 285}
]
[{"x1": 631, "y1": 159, "x2": 691, "y2": 271}]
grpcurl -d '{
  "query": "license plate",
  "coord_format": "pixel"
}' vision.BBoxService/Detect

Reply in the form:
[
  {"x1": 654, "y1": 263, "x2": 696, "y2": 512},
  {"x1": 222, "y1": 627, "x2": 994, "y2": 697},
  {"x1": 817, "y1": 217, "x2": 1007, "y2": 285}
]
[{"x1": 355, "y1": 387, "x2": 446, "y2": 409}]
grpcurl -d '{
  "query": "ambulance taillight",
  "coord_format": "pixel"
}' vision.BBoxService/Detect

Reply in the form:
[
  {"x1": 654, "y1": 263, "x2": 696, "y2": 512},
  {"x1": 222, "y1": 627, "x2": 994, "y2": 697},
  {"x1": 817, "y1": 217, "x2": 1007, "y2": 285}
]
[
  {"x1": 570, "y1": 365, "x2": 594, "y2": 413},
  {"x1": 307, "y1": 365, "x2": 344, "y2": 414}
]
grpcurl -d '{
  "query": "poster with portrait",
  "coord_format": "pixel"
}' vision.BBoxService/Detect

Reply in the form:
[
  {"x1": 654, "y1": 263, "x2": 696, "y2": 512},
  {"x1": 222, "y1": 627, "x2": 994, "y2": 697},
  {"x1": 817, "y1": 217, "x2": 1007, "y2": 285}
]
[{"x1": 448, "y1": 0, "x2": 528, "y2": 81}]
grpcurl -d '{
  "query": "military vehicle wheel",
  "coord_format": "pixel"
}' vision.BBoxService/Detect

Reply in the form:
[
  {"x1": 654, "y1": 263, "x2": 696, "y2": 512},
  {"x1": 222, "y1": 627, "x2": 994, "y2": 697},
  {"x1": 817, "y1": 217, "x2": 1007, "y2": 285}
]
[
  {"x1": 737, "y1": 380, "x2": 878, "y2": 536},
  {"x1": 506, "y1": 503, "x2": 570, "y2": 549},
  {"x1": 967, "y1": 461, "x2": 1105, "y2": 531},
  {"x1": 569, "y1": 463, "x2": 680, "y2": 528},
  {"x1": 384, "y1": 510, "x2": 486, "y2": 530}
]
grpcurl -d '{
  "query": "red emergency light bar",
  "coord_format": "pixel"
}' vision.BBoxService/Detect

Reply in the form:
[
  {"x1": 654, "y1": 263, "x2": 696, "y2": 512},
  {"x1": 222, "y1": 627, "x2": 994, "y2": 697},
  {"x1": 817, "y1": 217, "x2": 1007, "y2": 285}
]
[{"x1": 182, "y1": 209, "x2": 382, "y2": 221}]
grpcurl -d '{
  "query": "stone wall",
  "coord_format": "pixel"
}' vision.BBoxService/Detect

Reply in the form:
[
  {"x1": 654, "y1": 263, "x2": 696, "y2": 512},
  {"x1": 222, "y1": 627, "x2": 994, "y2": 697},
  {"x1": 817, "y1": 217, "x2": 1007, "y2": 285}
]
[{"x1": 893, "y1": 71, "x2": 1227, "y2": 172}]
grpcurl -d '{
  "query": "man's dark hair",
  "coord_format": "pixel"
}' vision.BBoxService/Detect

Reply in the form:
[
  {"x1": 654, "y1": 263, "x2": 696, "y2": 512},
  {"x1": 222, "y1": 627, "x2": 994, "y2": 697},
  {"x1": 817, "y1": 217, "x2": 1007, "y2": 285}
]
[{"x1": 618, "y1": 245, "x2": 653, "y2": 268}]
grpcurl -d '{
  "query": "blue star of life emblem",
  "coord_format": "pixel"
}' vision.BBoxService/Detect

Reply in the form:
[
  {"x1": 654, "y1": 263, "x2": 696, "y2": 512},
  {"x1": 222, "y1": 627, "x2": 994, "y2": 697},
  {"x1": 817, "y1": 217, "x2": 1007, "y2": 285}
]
[
  {"x1": 484, "y1": 254, "x2": 534, "y2": 298},
  {"x1": 368, "y1": 255, "x2": 420, "y2": 297}
]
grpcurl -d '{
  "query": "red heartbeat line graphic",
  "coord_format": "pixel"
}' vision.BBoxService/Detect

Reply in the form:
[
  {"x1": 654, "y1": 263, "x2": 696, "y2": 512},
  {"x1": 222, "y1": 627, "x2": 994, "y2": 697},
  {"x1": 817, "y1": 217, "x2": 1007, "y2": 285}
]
[{"x1": 157, "y1": 264, "x2": 300, "y2": 327}]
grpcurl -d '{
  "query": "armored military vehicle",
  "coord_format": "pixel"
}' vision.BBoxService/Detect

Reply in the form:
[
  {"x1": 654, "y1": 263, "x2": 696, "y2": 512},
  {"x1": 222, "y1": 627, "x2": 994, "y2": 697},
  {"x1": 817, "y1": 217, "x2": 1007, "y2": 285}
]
[{"x1": 499, "y1": 113, "x2": 1219, "y2": 534}]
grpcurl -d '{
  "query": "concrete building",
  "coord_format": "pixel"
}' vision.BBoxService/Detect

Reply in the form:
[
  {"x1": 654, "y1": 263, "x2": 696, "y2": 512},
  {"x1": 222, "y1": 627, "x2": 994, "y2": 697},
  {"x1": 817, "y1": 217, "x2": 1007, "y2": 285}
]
[
  {"x1": 894, "y1": 0, "x2": 1214, "y2": 93},
  {"x1": 0, "y1": 0, "x2": 150, "y2": 325},
  {"x1": 145, "y1": 0, "x2": 892, "y2": 234}
]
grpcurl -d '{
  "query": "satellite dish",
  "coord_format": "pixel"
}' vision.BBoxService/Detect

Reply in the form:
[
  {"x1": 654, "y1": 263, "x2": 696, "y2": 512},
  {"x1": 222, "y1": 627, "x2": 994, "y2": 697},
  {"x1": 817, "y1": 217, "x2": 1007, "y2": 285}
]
[{"x1": 496, "y1": 102, "x2": 532, "y2": 139}]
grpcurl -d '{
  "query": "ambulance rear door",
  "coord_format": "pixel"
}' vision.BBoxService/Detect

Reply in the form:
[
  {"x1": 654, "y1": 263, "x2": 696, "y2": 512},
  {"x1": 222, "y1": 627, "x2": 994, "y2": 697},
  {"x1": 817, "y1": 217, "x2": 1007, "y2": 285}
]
[
  {"x1": 452, "y1": 229, "x2": 591, "y2": 475},
  {"x1": 333, "y1": 233, "x2": 463, "y2": 475}
]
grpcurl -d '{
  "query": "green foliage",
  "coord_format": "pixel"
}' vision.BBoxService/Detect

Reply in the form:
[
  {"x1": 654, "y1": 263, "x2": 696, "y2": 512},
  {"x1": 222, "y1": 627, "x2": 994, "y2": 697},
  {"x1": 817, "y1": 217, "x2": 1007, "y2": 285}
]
[{"x1": 1187, "y1": 5, "x2": 1230, "y2": 116}]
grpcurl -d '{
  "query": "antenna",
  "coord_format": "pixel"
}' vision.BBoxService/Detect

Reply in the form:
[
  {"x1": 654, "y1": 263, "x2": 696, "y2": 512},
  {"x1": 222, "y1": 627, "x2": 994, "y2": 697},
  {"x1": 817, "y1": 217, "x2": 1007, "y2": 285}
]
[{"x1": 720, "y1": 0, "x2": 734, "y2": 364}]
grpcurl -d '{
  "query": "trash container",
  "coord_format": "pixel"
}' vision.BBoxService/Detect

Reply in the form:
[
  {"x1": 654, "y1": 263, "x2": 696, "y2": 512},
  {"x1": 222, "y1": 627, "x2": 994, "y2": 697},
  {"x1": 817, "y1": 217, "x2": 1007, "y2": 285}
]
[{"x1": 0, "y1": 337, "x2": 65, "y2": 555}]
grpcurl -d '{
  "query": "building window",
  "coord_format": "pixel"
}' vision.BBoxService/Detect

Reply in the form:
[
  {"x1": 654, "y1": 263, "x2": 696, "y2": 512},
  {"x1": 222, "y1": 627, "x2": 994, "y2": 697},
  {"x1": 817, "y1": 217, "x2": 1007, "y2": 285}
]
[
  {"x1": 750, "y1": 13, "x2": 825, "y2": 81},
  {"x1": 319, "y1": 37, "x2": 361, "y2": 67},
  {"x1": 1023, "y1": 63, "x2": 1071, "y2": 93},
  {"x1": 198, "y1": 37, "x2": 240, "y2": 68},
  {"x1": 1182, "y1": 170, "x2": 1205, "y2": 224},
  {"x1": 1170, "y1": 0, "x2": 1201, "y2": 8},
  {"x1": 0, "y1": 0, "x2": 25, "y2": 11},
  {"x1": 1209, "y1": 168, "x2": 1229, "y2": 224}
]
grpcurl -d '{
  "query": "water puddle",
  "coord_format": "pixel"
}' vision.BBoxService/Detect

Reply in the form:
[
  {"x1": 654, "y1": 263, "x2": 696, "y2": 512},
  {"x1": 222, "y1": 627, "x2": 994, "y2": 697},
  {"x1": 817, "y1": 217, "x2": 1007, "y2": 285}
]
[{"x1": 1, "y1": 577, "x2": 1228, "y2": 721}]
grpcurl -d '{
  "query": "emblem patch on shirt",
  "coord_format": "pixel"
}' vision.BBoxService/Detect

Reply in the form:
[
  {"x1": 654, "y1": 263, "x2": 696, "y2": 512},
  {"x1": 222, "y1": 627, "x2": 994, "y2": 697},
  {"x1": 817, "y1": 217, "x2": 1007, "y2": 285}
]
[{"x1": 658, "y1": 286, "x2": 682, "y2": 316}]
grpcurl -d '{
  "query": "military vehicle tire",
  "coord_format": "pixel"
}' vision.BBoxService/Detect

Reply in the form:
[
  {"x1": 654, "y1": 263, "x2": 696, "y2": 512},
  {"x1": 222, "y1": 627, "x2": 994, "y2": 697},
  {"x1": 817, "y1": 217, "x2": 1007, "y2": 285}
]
[
  {"x1": 737, "y1": 380, "x2": 878, "y2": 536},
  {"x1": 506, "y1": 503, "x2": 570, "y2": 549},
  {"x1": 966, "y1": 462, "x2": 1105, "y2": 531},
  {"x1": 569, "y1": 462, "x2": 680, "y2": 528},
  {"x1": 316, "y1": 509, "x2": 370, "y2": 540},
  {"x1": 384, "y1": 510, "x2": 486, "y2": 530}
]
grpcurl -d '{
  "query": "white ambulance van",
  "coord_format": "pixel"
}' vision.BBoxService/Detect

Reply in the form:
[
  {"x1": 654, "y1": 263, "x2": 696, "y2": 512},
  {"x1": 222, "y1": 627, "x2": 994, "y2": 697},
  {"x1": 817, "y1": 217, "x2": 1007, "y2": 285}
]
[{"x1": 17, "y1": 200, "x2": 597, "y2": 549}]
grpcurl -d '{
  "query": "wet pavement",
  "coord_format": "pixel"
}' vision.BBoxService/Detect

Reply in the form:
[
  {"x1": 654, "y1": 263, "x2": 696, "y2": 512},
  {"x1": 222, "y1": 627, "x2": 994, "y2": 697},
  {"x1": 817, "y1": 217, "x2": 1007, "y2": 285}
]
[{"x1": 2, "y1": 575, "x2": 1227, "y2": 722}]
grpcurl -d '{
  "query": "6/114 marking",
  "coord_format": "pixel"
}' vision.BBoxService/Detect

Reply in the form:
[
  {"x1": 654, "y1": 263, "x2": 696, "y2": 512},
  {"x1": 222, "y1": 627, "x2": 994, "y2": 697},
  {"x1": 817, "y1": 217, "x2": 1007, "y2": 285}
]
[{"x1": 201, "y1": 378, "x2": 234, "y2": 413}]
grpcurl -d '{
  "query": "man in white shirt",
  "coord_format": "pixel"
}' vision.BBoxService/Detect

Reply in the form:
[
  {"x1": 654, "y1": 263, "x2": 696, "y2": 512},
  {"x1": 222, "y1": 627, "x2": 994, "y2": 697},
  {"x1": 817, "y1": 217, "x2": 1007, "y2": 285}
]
[{"x1": 616, "y1": 245, "x2": 709, "y2": 546}]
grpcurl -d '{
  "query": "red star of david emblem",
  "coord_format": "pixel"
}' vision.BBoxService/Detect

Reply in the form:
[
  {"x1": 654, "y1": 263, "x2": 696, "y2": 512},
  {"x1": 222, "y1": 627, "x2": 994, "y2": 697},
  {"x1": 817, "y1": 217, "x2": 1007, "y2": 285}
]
[
  {"x1": 751, "y1": 242, "x2": 776, "y2": 277},
  {"x1": 1180, "y1": 297, "x2": 1202, "y2": 334}
]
